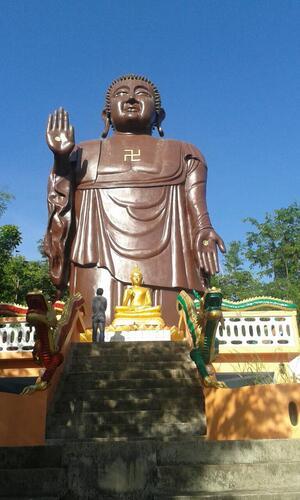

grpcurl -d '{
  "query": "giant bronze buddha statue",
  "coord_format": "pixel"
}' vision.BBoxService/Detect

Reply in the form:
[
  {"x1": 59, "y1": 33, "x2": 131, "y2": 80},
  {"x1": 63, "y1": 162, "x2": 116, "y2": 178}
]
[{"x1": 44, "y1": 74, "x2": 225, "y2": 327}]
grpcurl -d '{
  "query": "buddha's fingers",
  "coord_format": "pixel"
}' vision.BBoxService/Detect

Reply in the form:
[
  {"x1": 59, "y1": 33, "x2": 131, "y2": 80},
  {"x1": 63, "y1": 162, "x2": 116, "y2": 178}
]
[
  {"x1": 217, "y1": 236, "x2": 226, "y2": 254},
  {"x1": 58, "y1": 107, "x2": 64, "y2": 129},
  {"x1": 212, "y1": 251, "x2": 219, "y2": 273},
  {"x1": 64, "y1": 110, "x2": 69, "y2": 131},
  {"x1": 69, "y1": 125, "x2": 74, "y2": 142},
  {"x1": 201, "y1": 252, "x2": 210, "y2": 274},
  {"x1": 52, "y1": 109, "x2": 59, "y2": 130},
  {"x1": 198, "y1": 251, "x2": 204, "y2": 271},
  {"x1": 207, "y1": 251, "x2": 216, "y2": 275},
  {"x1": 47, "y1": 114, "x2": 53, "y2": 133}
]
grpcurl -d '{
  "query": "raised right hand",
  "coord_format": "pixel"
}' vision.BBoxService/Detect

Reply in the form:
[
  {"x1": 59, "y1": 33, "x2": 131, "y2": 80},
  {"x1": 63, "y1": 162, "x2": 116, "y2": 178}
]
[{"x1": 46, "y1": 107, "x2": 75, "y2": 156}]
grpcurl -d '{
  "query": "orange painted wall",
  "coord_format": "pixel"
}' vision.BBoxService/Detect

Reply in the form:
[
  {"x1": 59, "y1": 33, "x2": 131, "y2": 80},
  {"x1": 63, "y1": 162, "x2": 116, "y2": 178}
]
[
  {"x1": 204, "y1": 383, "x2": 300, "y2": 440},
  {"x1": 0, "y1": 391, "x2": 47, "y2": 446}
]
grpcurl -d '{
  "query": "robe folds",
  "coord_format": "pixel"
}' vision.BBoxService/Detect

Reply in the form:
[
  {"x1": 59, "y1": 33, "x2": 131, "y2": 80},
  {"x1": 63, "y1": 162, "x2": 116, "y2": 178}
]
[{"x1": 45, "y1": 135, "x2": 214, "y2": 326}]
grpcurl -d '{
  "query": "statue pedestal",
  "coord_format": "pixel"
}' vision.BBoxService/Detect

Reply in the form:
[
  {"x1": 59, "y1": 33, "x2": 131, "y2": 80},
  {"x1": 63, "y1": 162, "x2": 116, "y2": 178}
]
[{"x1": 104, "y1": 329, "x2": 171, "y2": 342}]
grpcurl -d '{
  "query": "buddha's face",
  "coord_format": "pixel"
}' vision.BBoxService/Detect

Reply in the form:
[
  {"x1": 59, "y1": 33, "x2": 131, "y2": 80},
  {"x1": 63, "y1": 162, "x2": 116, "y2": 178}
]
[
  {"x1": 131, "y1": 271, "x2": 142, "y2": 286},
  {"x1": 109, "y1": 79, "x2": 156, "y2": 134}
]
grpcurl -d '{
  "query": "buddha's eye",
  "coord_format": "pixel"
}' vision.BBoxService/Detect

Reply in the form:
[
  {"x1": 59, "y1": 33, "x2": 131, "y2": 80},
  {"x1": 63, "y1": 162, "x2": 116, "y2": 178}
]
[
  {"x1": 114, "y1": 89, "x2": 128, "y2": 97},
  {"x1": 135, "y1": 90, "x2": 151, "y2": 97}
]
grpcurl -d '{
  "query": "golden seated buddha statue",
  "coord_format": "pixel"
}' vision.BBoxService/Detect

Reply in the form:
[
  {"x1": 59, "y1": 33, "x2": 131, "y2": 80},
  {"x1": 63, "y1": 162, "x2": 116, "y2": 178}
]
[{"x1": 110, "y1": 266, "x2": 165, "y2": 330}]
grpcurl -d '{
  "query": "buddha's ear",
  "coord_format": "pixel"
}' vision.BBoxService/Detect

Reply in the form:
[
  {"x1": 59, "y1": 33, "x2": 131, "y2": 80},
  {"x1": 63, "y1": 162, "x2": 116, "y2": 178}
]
[
  {"x1": 158, "y1": 108, "x2": 166, "y2": 123},
  {"x1": 156, "y1": 108, "x2": 166, "y2": 137},
  {"x1": 101, "y1": 109, "x2": 111, "y2": 138}
]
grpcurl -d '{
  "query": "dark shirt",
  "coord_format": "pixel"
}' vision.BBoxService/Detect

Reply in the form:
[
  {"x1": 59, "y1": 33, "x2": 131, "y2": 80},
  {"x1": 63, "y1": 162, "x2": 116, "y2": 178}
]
[{"x1": 92, "y1": 295, "x2": 107, "y2": 319}]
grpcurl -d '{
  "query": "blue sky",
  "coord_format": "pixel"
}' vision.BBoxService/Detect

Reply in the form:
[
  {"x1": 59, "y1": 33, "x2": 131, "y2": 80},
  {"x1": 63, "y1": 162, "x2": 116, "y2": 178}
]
[{"x1": 0, "y1": 0, "x2": 299, "y2": 265}]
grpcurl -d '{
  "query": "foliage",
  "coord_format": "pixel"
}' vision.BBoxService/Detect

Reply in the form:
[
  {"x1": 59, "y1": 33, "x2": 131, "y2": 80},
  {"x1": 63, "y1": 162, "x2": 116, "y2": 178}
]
[
  {"x1": 223, "y1": 240, "x2": 244, "y2": 273},
  {"x1": 234, "y1": 356, "x2": 275, "y2": 385},
  {"x1": 0, "y1": 256, "x2": 56, "y2": 304},
  {"x1": 212, "y1": 203, "x2": 300, "y2": 312},
  {"x1": 0, "y1": 191, "x2": 14, "y2": 218},
  {"x1": 244, "y1": 203, "x2": 300, "y2": 281},
  {"x1": 0, "y1": 192, "x2": 23, "y2": 299},
  {"x1": 0, "y1": 225, "x2": 22, "y2": 262},
  {"x1": 212, "y1": 241, "x2": 264, "y2": 300},
  {"x1": 212, "y1": 270, "x2": 264, "y2": 302},
  {"x1": 0, "y1": 191, "x2": 57, "y2": 304}
]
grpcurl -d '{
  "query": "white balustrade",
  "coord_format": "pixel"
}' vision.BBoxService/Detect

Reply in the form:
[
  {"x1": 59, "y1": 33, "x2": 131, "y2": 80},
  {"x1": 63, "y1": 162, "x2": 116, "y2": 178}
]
[
  {"x1": 0, "y1": 322, "x2": 36, "y2": 352},
  {"x1": 217, "y1": 313, "x2": 298, "y2": 351},
  {"x1": 0, "y1": 311, "x2": 298, "y2": 353}
]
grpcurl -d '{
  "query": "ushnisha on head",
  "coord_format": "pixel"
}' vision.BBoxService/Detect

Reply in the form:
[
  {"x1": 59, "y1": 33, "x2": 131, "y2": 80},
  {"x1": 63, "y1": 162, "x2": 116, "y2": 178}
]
[
  {"x1": 130, "y1": 265, "x2": 143, "y2": 286},
  {"x1": 101, "y1": 74, "x2": 165, "y2": 138}
]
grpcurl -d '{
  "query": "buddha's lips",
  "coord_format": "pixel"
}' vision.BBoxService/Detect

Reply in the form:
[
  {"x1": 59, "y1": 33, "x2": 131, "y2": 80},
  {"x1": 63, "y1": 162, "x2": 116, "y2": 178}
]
[{"x1": 124, "y1": 105, "x2": 139, "y2": 112}]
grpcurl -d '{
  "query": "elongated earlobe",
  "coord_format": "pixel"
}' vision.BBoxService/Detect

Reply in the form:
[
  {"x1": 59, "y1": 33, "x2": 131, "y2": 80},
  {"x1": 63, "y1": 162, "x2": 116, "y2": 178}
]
[
  {"x1": 156, "y1": 108, "x2": 166, "y2": 137},
  {"x1": 101, "y1": 116, "x2": 111, "y2": 138},
  {"x1": 101, "y1": 109, "x2": 111, "y2": 138},
  {"x1": 157, "y1": 125, "x2": 164, "y2": 137}
]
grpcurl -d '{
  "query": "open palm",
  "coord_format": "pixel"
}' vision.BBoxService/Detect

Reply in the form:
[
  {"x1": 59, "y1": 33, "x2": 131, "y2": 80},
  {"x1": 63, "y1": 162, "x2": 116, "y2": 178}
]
[{"x1": 46, "y1": 107, "x2": 75, "y2": 155}]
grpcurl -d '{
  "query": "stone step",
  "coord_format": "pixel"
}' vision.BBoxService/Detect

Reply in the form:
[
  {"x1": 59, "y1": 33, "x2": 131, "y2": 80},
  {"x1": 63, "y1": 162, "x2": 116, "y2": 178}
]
[
  {"x1": 71, "y1": 345, "x2": 189, "y2": 362},
  {"x1": 66, "y1": 367, "x2": 197, "y2": 381},
  {"x1": 52, "y1": 394, "x2": 202, "y2": 414},
  {"x1": 0, "y1": 445, "x2": 62, "y2": 468},
  {"x1": 3, "y1": 497, "x2": 60, "y2": 500},
  {"x1": 47, "y1": 407, "x2": 203, "y2": 431},
  {"x1": 73, "y1": 341, "x2": 187, "y2": 354},
  {"x1": 68, "y1": 360, "x2": 195, "y2": 373},
  {"x1": 71, "y1": 351, "x2": 193, "y2": 366},
  {"x1": 47, "y1": 419, "x2": 206, "y2": 440},
  {"x1": 3, "y1": 440, "x2": 300, "y2": 499},
  {"x1": 157, "y1": 462, "x2": 300, "y2": 494},
  {"x1": 55, "y1": 386, "x2": 202, "y2": 405},
  {"x1": 0, "y1": 468, "x2": 67, "y2": 497},
  {"x1": 72, "y1": 350, "x2": 192, "y2": 362},
  {"x1": 61, "y1": 374, "x2": 200, "y2": 391},
  {"x1": 154, "y1": 491, "x2": 300, "y2": 499},
  {"x1": 157, "y1": 438, "x2": 300, "y2": 465}
]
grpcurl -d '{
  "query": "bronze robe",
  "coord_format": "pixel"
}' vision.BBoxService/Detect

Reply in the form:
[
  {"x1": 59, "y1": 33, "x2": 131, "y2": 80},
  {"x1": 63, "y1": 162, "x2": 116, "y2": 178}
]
[{"x1": 45, "y1": 135, "x2": 214, "y2": 326}]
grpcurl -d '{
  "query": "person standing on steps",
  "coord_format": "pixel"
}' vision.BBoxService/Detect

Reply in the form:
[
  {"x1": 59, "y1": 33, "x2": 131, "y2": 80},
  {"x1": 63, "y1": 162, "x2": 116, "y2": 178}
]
[{"x1": 92, "y1": 288, "x2": 107, "y2": 342}]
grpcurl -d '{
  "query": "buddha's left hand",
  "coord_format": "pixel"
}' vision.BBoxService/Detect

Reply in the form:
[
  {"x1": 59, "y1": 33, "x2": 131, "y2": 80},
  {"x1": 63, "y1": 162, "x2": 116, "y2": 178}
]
[{"x1": 195, "y1": 229, "x2": 226, "y2": 275}]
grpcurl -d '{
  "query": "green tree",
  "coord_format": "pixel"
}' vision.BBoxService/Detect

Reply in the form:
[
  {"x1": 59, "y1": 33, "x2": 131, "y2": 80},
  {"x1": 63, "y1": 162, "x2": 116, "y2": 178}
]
[
  {"x1": 1, "y1": 255, "x2": 56, "y2": 304},
  {"x1": 223, "y1": 240, "x2": 244, "y2": 273},
  {"x1": 212, "y1": 203, "x2": 300, "y2": 311},
  {"x1": 0, "y1": 225, "x2": 22, "y2": 263},
  {"x1": 244, "y1": 203, "x2": 300, "y2": 281},
  {"x1": 244, "y1": 203, "x2": 300, "y2": 309},
  {"x1": 0, "y1": 191, "x2": 56, "y2": 304},
  {"x1": 0, "y1": 192, "x2": 22, "y2": 301},
  {"x1": 212, "y1": 241, "x2": 264, "y2": 300},
  {"x1": 0, "y1": 191, "x2": 14, "y2": 217},
  {"x1": 0, "y1": 225, "x2": 22, "y2": 300}
]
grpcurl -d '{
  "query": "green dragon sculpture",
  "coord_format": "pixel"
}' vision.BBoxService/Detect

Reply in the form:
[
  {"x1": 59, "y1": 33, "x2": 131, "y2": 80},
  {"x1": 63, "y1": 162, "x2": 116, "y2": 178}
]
[
  {"x1": 176, "y1": 288, "x2": 227, "y2": 388},
  {"x1": 22, "y1": 291, "x2": 84, "y2": 395},
  {"x1": 222, "y1": 296, "x2": 297, "y2": 311}
]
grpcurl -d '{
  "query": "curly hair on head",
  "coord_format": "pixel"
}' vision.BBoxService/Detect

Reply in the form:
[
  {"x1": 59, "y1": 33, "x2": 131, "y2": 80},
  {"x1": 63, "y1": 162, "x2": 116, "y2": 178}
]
[{"x1": 105, "y1": 74, "x2": 161, "y2": 114}]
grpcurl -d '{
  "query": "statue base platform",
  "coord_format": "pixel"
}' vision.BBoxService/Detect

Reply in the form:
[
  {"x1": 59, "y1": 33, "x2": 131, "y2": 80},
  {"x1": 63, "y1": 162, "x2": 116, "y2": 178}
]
[
  {"x1": 80, "y1": 328, "x2": 176, "y2": 343},
  {"x1": 104, "y1": 329, "x2": 171, "y2": 342}
]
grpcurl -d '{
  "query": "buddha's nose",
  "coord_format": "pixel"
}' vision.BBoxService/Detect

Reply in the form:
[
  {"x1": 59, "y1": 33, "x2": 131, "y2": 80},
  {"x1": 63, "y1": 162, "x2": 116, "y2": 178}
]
[{"x1": 127, "y1": 96, "x2": 137, "y2": 103}]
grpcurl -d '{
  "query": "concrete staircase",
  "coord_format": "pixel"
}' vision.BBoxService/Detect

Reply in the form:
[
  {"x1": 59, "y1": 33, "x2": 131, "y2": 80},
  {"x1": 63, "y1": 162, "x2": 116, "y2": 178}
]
[
  {"x1": 1, "y1": 341, "x2": 300, "y2": 499},
  {"x1": 1, "y1": 439, "x2": 300, "y2": 498},
  {"x1": 46, "y1": 341, "x2": 206, "y2": 441},
  {"x1": 0, "y1": 445, "x2": 68, "y2": 499},
  {"x1": 154, "y1": 439, "x2": 300, "y2": 499}
]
